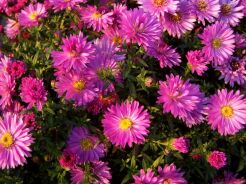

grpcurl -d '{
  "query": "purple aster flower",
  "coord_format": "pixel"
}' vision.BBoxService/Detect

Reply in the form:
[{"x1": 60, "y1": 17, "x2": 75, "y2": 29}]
[
  {"x1": 51, "y1": 32, "x2": 95, "y2": 73},
  {"x1": 218, "y1": 0, "x2": 244, "y2": 26},
  {"x1": 207, "y1": 150, "x2": 227, "y2": 169},
  {"x1": 80, "y1": 6, "x2": 113, "y2": 32},
  {"x1": 70, "y1": 167, "x2": 85, "y2": 184},
  {"x1": 66, "y1": 127, "x2": 105, "y2": 163},
  {"x1": 48, "y1": 0, "x2": 86, "y2": 11},
  {"x1": 158, "y1": 163, "x2": 187, "y2": 184},
  {"x1": 0, "y1": 113, "x2": 34, "y2": 169},
  {"x1": 18, "y1": 3, "x2": 47, "y2": 28},
  {"x1": 207, "y1": 89, "x2": 246, "y2": 135},
  {"x1": 4, "y1": 19, "x2": 20, "y2": 39},
  {"x1": 20, "y1": 76, "x2": 47, "y2": 111},
  {"x1": 242, "y1": 0, "x2": 246, "y2": 15},
  {"x1": 91, "y1": 161, "x2": 112, "y2": 184},
  {"x1": 0, "y1": 73, "x2": 15, "y2": 110},
  {"x1": 235, "y1": 33, "x2": 246, "y2": 49},
  {"x1": 138, "y1": 0, "x2": 179, "y2": 16},
  {"x1": 186, "y1": 50, "x2": 209, "y2": 76},
  {"x1": 147, "y1": 40, "x2": 181, "y2": 68},
  {"x1": 172, "y1": 137, "x2": 190, "y2": 153},
  {"x1": 199, "y1": 21, "x2": 235, "y2": 65},
  {"x1": 161, "y1": 0, "x2": 196, "y2": 38},
  {"x1": 102, "y1": 100, "x2": 151, "y2": 148},
  {"x1": 191, "y1": 0, "x2": 221, "y2": 25},
  {"x1": 133, "y1": 168, "x2": 160, "y2": 184},
  {"x1": 157, "y1": 74, "x2": 207, "y2": 127},
  {"x1": 55, "y1": 71, "x2": 97, "y2": 106},
  {"x1": 213, "y1": 171, "x2": 245, "y2": 184},
  {"x1": 120, "y1": 9, "x2": 162, "y2": 48}
]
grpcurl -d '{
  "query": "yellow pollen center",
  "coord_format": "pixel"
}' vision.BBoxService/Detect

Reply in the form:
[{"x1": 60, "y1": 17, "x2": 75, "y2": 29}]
[
  {"x1": 0, "y1": 132, "x2": 14, "y2": 148},
  {"x1": 171, "y1": 12, "x2": 182, "y2": 22},
  {"x1": 212, "y1": 38, "x2": 221, "y2": 49},
  {"x1": 221, "y1": 105, "x2": 234, "y2": 118},
  {"x1": 112, "y1": 36, "x2": 122, "y2": 45},
  {"x1": 69, "y1": 50, "x2": 77, "y2": 58},
  {"x1": 221, "y1": 4, "x2": 231, "y2": 14},
  {"x1": 29, "y1": 12, "x2": 38, "y2": 20},
  {"x1": 73, "y1": 80, "x2": 85, "y2": 91},
  {"x1": 164, "y1": 179, "x2": 170, "y2": 184},
  {"x1": 92, "y1": 12, "x2": 102, "y2": 19},
  {"x1": 197, "y1": 0, "x2": 208, "y2": 11},
  {"x1": 119, "y1": 118, "x2": 132, "y2": 130},
  {"x1": 80, "y1": 138, "x2": 94, "y2": 150},
  {"x1": 153, "y1": 0, "x2": 167, "y2": 7}
]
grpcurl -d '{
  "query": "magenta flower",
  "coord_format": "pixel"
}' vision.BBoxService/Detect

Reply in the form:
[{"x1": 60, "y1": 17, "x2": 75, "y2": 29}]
[
  {"x1": 58, "y1": 149, "x2": 77, "y2": 171},
  {"x1": 91, "y1": 161, "x2": 112, "y2": 184},
  {"x1": 147, "y1": 40, "x2": 181, "y2": 68},
  {"x1": 120, "y1": 9, "x2": 162, "y2": 48},
  {"x1": 235, "y1": 33, "x2": 246, "y2": 49},
  {"x1": 207, "y1": 89, "x2": 246, "y2": 135},
  {"x1": 51, "y1": 32, "x2": 95, "y2": 73},
  {"x1": 111, "y1": 3, "x2": 127, "y2": 29},
  {"x1": 207, "y1": 150, "x2": 227, "y2": 169},
  {"x1": 186, "y1": 50, "x2": 209, "y2": 76},
  {"x1": 199, "y1": 21, "x2": 235, "y2": 65},
  {"x1": 102, "y1": 100, "x2": 151, "y2": 148},
  {"x1": 7, "y1": 60, "x2": 26, "y2": 79},
  {"x1": 133, "y1": 169, "x2": 160, "y2": 184},
  {"x1": 172, "y1": 137, "x2": 190, "y2": 153},
  {"x1": 158, "y1": 163, "x2": 187, "y2": 184},
  {"x1": 70, "y1": 167, "x2": 85, "y2": 184},
  {"x1": 20, "y1": 76, "x2": 47, "y2": 111},
  {"x1": 161, "y1": 0, "x2": 196, "y2": 38},
  {"x1": 218, "y1": 0, "x2": 244, "y2": 27},
  {"x1": 0, "y1": 0, "x2": 7, "y2": 13},
  {"x1": 103, "y1": 28, "x2": 125, "y2": 46},
  {"x1": 0, "y1": 113, "x2": 34, "y2": 169},
  {"x1": 18, "y1": 3, "x2": 47, "y2": 28},
  {"x1": 48, "y1": 0, "x2": 86, "y2": 11},
  {"x1": 4, "y1": 0, "x2": 27, "y2": 16},
  {"x1": 0, "y1": 55, "x2": 12, "y2": 74},
  {"x1": 213, "y1": 171, "x2": 245, "y2": 184},
  {"x1": 67, "y1": 127, "x2": 105, "y2": 163},
  {"x1": 0, "y1": 73, "x2": 15, "y2": 110},
  {"x1": 4, "y1": 19, "x2": 20, "y2": 39},
  {"x1": 23, "y1": 112, "x2": 40, "y2": 130}
]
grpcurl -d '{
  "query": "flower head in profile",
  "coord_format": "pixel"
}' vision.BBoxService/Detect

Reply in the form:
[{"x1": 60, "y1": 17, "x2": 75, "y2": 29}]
[
  {"x1": 49, "y1": 0, "x2": 86, "y2": 11},
  {"x1": 235, "y1": 33, "x2": 246, "y2": 49},
  {"x1": 133, "y1": 168, "x2": 160, "y2": 184},
  {"x1": 110, "y1": 3, "x2": 127, "y2": 29},
  {"x1": 207, "y1": 150, "x2": 227, "y2": 169},
  {"x1": 91, "y1": 161, "x2": 112, "y2": 184},
  {"x1": 0, "y1": 73, "x2": 15, "y2": 109},
  {"x1": 58, "y1": 149, "x2": 77, "y2": 171},
  {"x1": 102, "y1": 100, "x2": 151, "y2": 148},
  {"x1": 213, "y1": 171, "x2": 245, "y2": 184},
  {"x1": 172, "y1": 137, "x2": 190, "y2": 153},
  {"x1": 4, "y1": 19, "x2": 20, "y2": 39}
]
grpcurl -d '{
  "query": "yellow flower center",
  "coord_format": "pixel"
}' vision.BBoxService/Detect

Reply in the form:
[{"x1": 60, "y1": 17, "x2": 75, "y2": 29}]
[
  {"x1": 112, "y1": 36, "x2": 122, "y2": 45},
  {"x1": 69, "y1": 50, "x2": 77, "y2": 58},
  {"x1": 221, "y1": 105, "x2": 234, "y2": 118},
  {"x1": 153, "y1": 0, "x2": 167, "y2": 7},
  {"x1": 171, "y1": 12, "x2": 182, "y2": 22},
  {"x1": 197, "y1": 0, "x2": 208, "y2": 11},
  {"x1": 212, "y1": 38, "x2": 221, "y2": 49},
  {"x1": 0, "y1": 132, "x2": 14, "y2": 148},
  {"x1": 119, "y1": 118, "x2": 132, "y2": 130},
  {"x1": 80, "y1": 138, "x2": 94, "y2": 150},
  {"x1": 29, "y1": 12, "x2": 38, "y2": 21},
  {"x1": 73, "y1": 80, "x2": 86, "y2": 91},
  {"x1": 164, "y1": 179, "x2": 170, "y2": 184},
  {"x1": 92, "y1": 12, "x2": 102, "y2": 19},
  {"x1": 221, "y1": 4, "x2": 231, "y2": 14}
]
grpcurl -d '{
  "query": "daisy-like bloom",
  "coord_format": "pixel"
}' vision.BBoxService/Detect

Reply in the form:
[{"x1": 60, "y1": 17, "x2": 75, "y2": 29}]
[
  {"x1": 0, "y1": 73, "x2": 15, "y2": 109},
  {"x1": 138, "y1": 0, "x2": 179, "y2": 16},
  {"x1": 7, "y1": 60, "x2": 26, "y2": 79},
  {"x1": 67, "y1": 127, "x2": 105, "y2": 163},
  {"x1": 18, "y1": 3, "x2": 47, "y2": 28},
  {"x1": 207, "y1": 89, "x2": 246, "y2": 135},
  {"x1": 207, "y1": 150, "x2": 227, "y2": 169},
  {"x1": 102, "y1": 100, "x2": 151, "y2": 148},
  {"x1": 91, "y1": 161, "x2": 112, "y2": 184},
  {"x1": 58, "y1": 149, "x2": 77, "y2": 171},
  {"x1": 199, "y1": 21, "x2": 235, "y2": 65},
  {"x1": 20, "y1": 77, "x2": 47, "y2": 111},
  {"x1": 111, "y1": 3, "x2": 127, "y2": 29},
  {"x1": 80, "y1": 6, "x2": 113, "y2": 32},
  {"x1": 70, "y1": 167, "x2": 85, "y2": 184},
  {"x1": 120, "y1": 9, "x2": 162, "y2": 48},
  {"x1": 0, "y1": 113, "x2": 34, "y2": 169},
  {"x1": 133, "y1": 168, "x2": 160, "y2": 184},
  {"x1": 158, "y1": 163, "x2": 187, "y2": 184},
  {"x1": 48, "y1": 0, "x2": 86, "y2": 11},
  {"x1": 51, "y1": 32, "x2": 95, "y2": 73},
  {"x1": 216, "y1": 57, "x2": 246, "y2": 86},
  {"x1": 157, "y1": 74, "x2": 207, "y2": 127},
  {"x1": 171, "y1": 137, "x2": 190, "y2": 153},
  {"x1": 147, "y1": 40, "x2": 181, "y2": 68},
  {"x1": 186, "y1": 50, "x2": 209, "y2": 76},
  {"x1": 0, "y1": 55, "x2": 12, "y2": 74},
  {"x1": 218, "y1": 0, "x2": 244, "y2": 27},
  {"x1": 191, "y1": 0, "x2": 220, "y2": 25},
  {"x1": 4, "y1": 19, "x2": 20, "y2": 39},
  {"x1": 103, "y1": 28, "x2": 125, "y2": 46},
  {"x1": 161, "y1": 0, "x2": 196, "y2": 38},
  {"x1": 55, "y1": 71, "x2": 97, "y2": 106},
  {"x1": 235, "y1": 33, "x2": 246, "y2": 49},
  {"x1": 213, "y1": 171, "x2": 245, "y2": 184}
]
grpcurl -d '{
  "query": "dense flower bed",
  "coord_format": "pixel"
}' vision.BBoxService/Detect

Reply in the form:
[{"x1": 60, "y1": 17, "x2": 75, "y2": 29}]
[{"x1": 0, "y1": 0, "x2": 246, "y2": 183}]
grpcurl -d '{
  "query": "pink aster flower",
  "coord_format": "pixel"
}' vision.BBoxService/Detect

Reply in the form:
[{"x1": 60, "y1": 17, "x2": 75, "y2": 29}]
[
  {"x1": 66, "y1": 127, "x2": 105, "y2": 163},
  {"x1": 172, "y1": 137, "x2": 190, "y2": 153},
  {"x1": 120, "y1": 9, "x2": 162, "y2": 48},
  {"x1": 58, "y1": 149, "x2": 77, "y2": 171},
  {"x1": 158, "y1": 163, "x2": 187, "y2": 184},
  {"x1": 242, "y1": 0, "x2": 246, "y2": 15},
  {"x1": 20, "y1": 76, "x2": 47, "y2": 111},
  {"x1": 55, "y1": 71, "x2": 97, "y2": 106},
  {"x1": 18, "y1": 3, "x2": 47, "y2": 28},
  {"x1": 91, "y1": 161, "x2": 112, "y2": 184},
  {"x1": 0, "y1": 55, "x2": 12, "y2": 74},
  {"x1": 80, "y1": 6, "x2": 113, "y2": 32},
  {"x1": 199, "y1": 21, "x2": 235, "y2": 65},
  {"x1": 49, "y1": 0, "x2": 86, "y2": 11},
  {"x1": 0, "y1": 73, "x2": 15, "y2": 109},
  {"x1": 0, "y1": 0, "x2": 7, "y2": 13},
  {"x1": 7, "y1": 60, "x2": 26, "y2": 79},
  {"x1": 70, "y1": 167, "x2": 85, "y2": 184},
  {"x1": 218, "y1": 0, "x2": 244, "y2": 27},
  {"x1": 133, "y1": 168, "x2": 160, "y2": 184},
  {"x1": 52, "y1": 32, "x2": 95, "y2": 73},
  {"x1": 4, "y1": 0, "x2": 27, "y2": 16},
  {"x1": 186, "y1": 50, "x2": 209, "y2": 76},
  {"x1": 207, "y1": 89, "x2": 246, "y2": 135},
  {"x1": 103, "y1": 28, "x2": 125, "y2": 46},
  {"x1": 23, "y1": 112, "x2": 40, "y2": 130},
  {"x1": 138, "y1": 0, "x2": 179, "y2": 16},
  {"x1": 191, "y1": 0, "x2": 221, "y2": 25},
  {"x1": 0, "y1": 113, "x2": 34, "y2": 169},
  {"x1": 4, "y1": 19, "x2": 20, "y2": 39},
  {"x1": 147, "y1": 40, "x2": 181, "y2": 68},
  {"x1": 102, "y1": 100, "x2": 151, "y2": 148},
  {"x1": 161, "y1": 0, "x2": 196, "y2": 38},
  {"x1": 207, "y1": 150, "x2": 227, "y2": 169},
  {"x1": 213, "y1": 171, "x2": 245, "y2": 184},
  {"x1": 111, "y1": 3, "x2": 127, "y2": 29}
]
